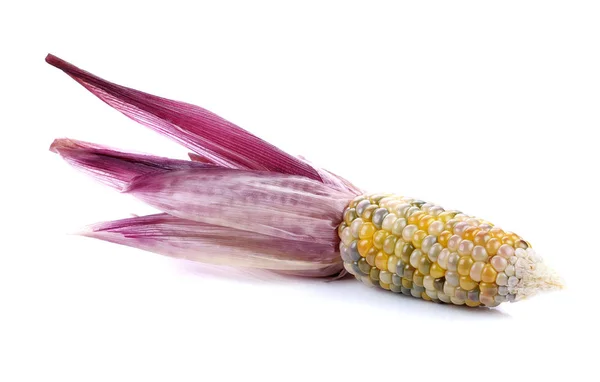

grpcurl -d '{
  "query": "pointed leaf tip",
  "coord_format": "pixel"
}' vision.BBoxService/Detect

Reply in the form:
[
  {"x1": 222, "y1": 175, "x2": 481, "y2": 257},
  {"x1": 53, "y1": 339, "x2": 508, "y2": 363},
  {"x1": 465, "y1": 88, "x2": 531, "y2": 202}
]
[{"x1": 45, "y1": 54, "x2": 361, "y2": 194}]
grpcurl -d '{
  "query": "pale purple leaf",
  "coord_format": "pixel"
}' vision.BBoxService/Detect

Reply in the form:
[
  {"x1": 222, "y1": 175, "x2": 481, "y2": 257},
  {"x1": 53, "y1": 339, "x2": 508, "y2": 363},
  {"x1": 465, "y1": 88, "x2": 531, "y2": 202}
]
[{"x1": 124, "y1": 168, "x2": 354, "y2": 244}]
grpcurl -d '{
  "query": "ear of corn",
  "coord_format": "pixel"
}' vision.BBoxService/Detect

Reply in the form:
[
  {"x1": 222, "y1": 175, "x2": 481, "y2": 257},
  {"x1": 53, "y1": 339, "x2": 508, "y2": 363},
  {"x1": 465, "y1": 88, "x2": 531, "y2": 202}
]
[{"x1": 339, "y1": 194, "x2": 562, "y2": 307}]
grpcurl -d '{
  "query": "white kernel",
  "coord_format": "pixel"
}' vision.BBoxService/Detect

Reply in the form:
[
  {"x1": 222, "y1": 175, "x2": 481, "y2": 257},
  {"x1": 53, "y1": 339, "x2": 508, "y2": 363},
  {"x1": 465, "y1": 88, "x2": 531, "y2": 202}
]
[
  {"x1": 447, "y1": 235, "x2": 462, "y2": 251},
  {"x1": 470, "y1": 261, "x2": 485, "y2": 282},
  {"x1": 428, "y1": 221, "x2": 444, "y2": 236},
  {"x1": 491, "y1": 256, "x2": 508, "y2": 272},
  {"x1": 437, "y1": 248, "x2": 450, "y2": 269},
  {"x1": 402, "y1": 224, "x2": 418, "y2": 242},
  {"x1": 496, "y1": 272, "x2": 508, "y2": 286},
  {"x1": 410, "y1": 249, "x2": 422, "y2": 268},
  {"x1": 505, "y1": 264, "x2": 515, "y2": 276},
  {"x1": 498, "y1": 244, "x2": 515, "y2": 259},
  {"x1": 454, "y1": 222, "x2": 469, "y2": 236},
  {"x1": 458, "y1": 240, "x2": 474, "y2": 256},
  {"x1": 472, "y1": 245, "x2": 488, "y2": 261},
  {"x1": 381, "y1": 214, "x2": 397, "y2": 232},
  {"x1": 421, "y1": 235, "x2": 437, "y2": 253}
]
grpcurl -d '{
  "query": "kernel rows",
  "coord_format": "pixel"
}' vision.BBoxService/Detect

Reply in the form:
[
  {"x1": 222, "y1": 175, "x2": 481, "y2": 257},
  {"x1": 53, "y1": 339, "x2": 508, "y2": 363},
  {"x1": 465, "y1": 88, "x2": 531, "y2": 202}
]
[{"x1": 338, "y1": 194, "x2": 531, "y2": 307}]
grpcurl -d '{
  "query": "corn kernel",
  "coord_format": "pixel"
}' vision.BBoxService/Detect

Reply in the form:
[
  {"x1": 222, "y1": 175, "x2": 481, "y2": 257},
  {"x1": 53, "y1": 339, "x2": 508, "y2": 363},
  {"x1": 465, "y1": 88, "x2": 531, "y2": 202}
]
[
  {"x1": 430, "y1": 263, "x2": 445, "y2": 278},
  {"x1": 372, "y1": 230, "x2": 389, "y2": 249},
  {"x1": 402, "y1": 225, "x2": 418, "y2": 242},
  {"x1": 407, "y1": 211, "x2": 424, "y2": 225},
  {"x1": 428, "y1": 220, "x2": 445, "y2": 236},
  {"x1": 438, "y1": 231, "x2": 452, "y2": 247},
  {"x1": 361, "y1": 205, "x2": 378, "y2": 221},
  {"x1": 413, "y1": 270, "x2": 424, "y2": 287},
  {"x1": 337, "y1": 222, "x2": 347, "y2": 238},
  {"x1": 359, "y1": 222, "x2": 376, "y2": 240},
  {"x1": 469, "y1": 261, "x2": 485, "y2": 282},
  {"x1": 366, "y1": 247, "x2": 378, "y2": 266},
  {"x1": 387, "y1": 255, "x2": 399, "y2": 274},
  {"x1": 412, "y1": 230, "x2": 427, "y2": 248},
  {"x1": 418, "y1": 256, "x2": 432, "y2": 275},
  {"x1": 409, "y1": 249, "x2": 423, "y2": 268},
  {"x1": 383, "y1": 235, "x2": 397, "y2": 255},
  {"x1": 381, "y1": 214, "x2": 397, "y2": 232},
  {"x1": 379, "y1": 270, "x2": 393, "y2": 284},
  {"x1": 447, "y1": 235, "x2": 462, "y2": 252},
  {"x1": 418, "y1": 215, "x2": 435, "y2": 231},
  {"x1": 460, "y1": 276, "x2": 477, "y2": 291},
  {"x1": 457, "y1": 256, "x2": 474, "y2": 276},
  {"x1": 480, "y1": 282, "x2": 498, "y2": 297},
  {"x1": 392, "y1": 218, "x2": 407, "y2": 236},
  {"x1": 485, "y1": 238, "x2": 501, "y2": 255},
  {"x1": 481, "y1": 264, "x2": 498, "y2": 283},
  {"x1": 344, "y1": 208, "x2": 358, "y2": 225},
  {"x1": 474, "y1": 231, "x2": 491, "y2": 246},
  {"x1": 489, "y1": 227, "x2": 505, "y2": 239},
  {"x1": 375, "y1": 251, "x2": 389, "y2": 271},
  {"x1": 423, "y1": 275, "x2": 435, "y2": 290},
  {"x1": 463, "y1": 227, "x2": 479, "y2": 241},
  {"x1": 358, "y1": 239, "x2": 373, "y2": 257}
]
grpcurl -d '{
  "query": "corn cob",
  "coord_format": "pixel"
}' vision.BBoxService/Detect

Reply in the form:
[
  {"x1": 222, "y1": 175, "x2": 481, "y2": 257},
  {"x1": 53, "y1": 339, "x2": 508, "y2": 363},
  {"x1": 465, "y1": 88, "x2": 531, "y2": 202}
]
[
  {"x1": 339, "y1": 193, "x2": 562, "y2": 307},
  {"x1": 47, "y1": 54, "x2": 562, "y2": 309}
]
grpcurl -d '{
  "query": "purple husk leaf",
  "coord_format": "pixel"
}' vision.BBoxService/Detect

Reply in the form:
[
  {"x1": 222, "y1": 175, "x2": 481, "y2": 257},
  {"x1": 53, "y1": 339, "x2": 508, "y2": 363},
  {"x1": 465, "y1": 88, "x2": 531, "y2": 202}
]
[
  {"x1": 47, "y1": 54, "x2": 359, "y2": 278},
  {"x1": 45, "y1": 54, "x2": 360, "y2": 194},
  {"x1": 124, "y1": 168, "x2": 354, "y2": 245},
  {"x1": 83, "y1": 213, "x2": 343, "y2": 277},
  {"x1": 51, "y1": 138, "x2": 213, "y2": 191}
]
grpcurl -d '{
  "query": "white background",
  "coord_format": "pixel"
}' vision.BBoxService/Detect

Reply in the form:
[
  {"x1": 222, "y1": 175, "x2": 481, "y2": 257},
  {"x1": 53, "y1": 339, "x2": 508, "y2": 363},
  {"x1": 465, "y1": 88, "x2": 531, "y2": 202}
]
[{"x1": 2, "y1": 1, "x2": 599, "y2": 381}]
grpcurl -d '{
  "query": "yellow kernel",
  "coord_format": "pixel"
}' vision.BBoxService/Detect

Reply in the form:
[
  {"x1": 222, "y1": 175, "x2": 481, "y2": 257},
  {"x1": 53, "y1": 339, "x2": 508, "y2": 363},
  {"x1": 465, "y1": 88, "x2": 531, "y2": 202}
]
[
  {"x1": 379, "y1": 281, "x2": 391, "y2": 290},
  {"x1": 407, "y1": 211, "x2": 425, "y2": 225},
  {"x1": 481, "y1": 264, "x2": 498, "y2": 283},
  {"x1": 375, "y1": 252, "x2": 389, "y2": 271},
  {"x1": 357, "y1": 239, "x2": 373, "y2": 257},
  {"x1": 485, "y1": 238, "x2": 501, "y2": 255},
  {"x1": 457, "y1": 256, "x2": 474, "y2": 276},
  {"x1": 474, "y1": 231, "x2": 491, "y2": 246},
  {"x1": 372, "y1": 230, "x2": 389, "y2": 249},
  {"x1": 402, "y1": 278, "x2": 413, "y2": 289},
  {"x1": 421, "y1": 292, "x2": 432, "y2": 301},
  {"x1": 412, "y1": 230, "x2": 427, "y2": 248},
  {"x1": 502, "y1": 236, "x2": 515, "y2": 246},
  {"x1": 430, "y1": 263, "x2": 446, "y2": 278},
  {"x1": 359, "y1": 223, "x2": 376, "y2": 240},
  {"x1": 438, "y1": 211, "x2": 457, "y2": 223},
  {"x1": 508, "y1": 232, "x2": 520, "y2": 242},
  {"x1": 418, "y1": 216, "x2": 435, "y2": 231},
  {"x1": 463, "y1": 227, "x2": 479, "y2": 241},
  {"x1": 489, "y1": 227, "x2": 505, "y2": 239},
  {"x1": 387, "y1": 255, "x2": 399, "y2": 274},
  {"x1": 465, "y1": 300, "x2": 480, "y2": 307},
  {"x1": 480, "y1": 282, "x2": 498, "y2": 296},
  {"x1": 438, "y1": 231, "x2": 452, "y2": 248},
  {"x1": 459, "y1": 276, "x2": 477, "y2": 291}
]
